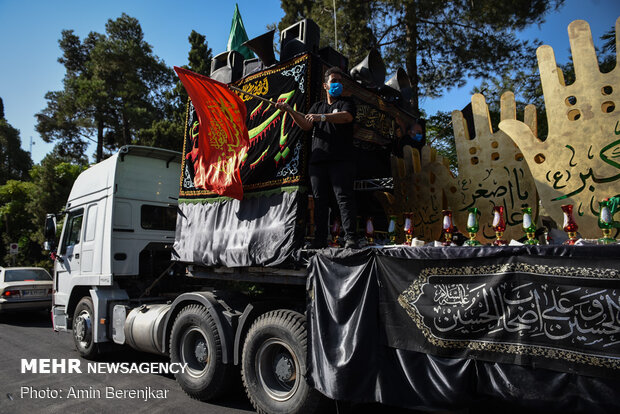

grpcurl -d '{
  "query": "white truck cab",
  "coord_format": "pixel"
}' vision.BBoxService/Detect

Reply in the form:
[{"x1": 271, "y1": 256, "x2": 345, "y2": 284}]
[{"x1": 50, "y1": 146, "x2": 181, "y2": 337}]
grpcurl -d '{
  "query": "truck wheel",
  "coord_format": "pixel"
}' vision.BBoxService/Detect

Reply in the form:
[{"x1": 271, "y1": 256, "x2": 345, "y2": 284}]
[
  {"x1": 169, "y1": 304, "x2": 232, "y2": 401},
  {"x1": 73, "y1": 296, "x2": 99, "y2": 359},
  {"x1": 241, "y1": 310, "x2": 325, "y2": 414}
]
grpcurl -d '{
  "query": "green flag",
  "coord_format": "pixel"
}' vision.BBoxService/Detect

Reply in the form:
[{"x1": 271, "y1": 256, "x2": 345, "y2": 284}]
[{"x1": 227, "y1": 4, "x2": 254, "y2": 60}]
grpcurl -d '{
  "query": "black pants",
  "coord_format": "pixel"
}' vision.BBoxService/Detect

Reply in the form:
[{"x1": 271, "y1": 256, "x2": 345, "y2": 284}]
[{"x1": 309, "y1": 160, "x2": 357, "y2": 242}]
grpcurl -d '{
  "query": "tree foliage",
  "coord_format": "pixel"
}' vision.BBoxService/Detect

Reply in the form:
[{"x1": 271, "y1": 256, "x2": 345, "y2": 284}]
[
  {"x1": 187, "y1": 30, "x2": 213, "y2": 76},
  {"x1": 426, "y1": 110, "x2": 457, "y2": 170},
  {"x1": 28, "y1": 149, "x2": 87, "y2": 230},
  {"x1": 36, "y1": 14, "x2": 175, "y2": 161},
  {"x1": 0, "y1": 180, "x2": 37, "y2": 266},
  {"x1": 0, "y1": 148, "x2": 85, "y2": 267},
  {"x1": 0, "y1": 104, "x2": 33, "y2": 185},
  {"x1": 278, "y1": 0, "x2": 564, "y2": 116}
]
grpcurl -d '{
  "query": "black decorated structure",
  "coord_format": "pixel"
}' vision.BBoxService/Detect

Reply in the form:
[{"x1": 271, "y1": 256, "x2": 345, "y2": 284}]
[{"x1": 171, "y1": 19, "x2": 619, "y2": 413}]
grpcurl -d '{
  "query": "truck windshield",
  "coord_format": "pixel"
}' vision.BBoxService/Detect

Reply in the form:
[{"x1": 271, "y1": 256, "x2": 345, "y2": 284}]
[{"x1": 5, "y1": 269, "x2": 52, "y2": 282}]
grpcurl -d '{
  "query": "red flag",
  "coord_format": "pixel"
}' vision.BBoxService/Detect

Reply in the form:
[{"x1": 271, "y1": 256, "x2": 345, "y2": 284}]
[{"x1": 174, "y1": 66, "x2": 249, "y2": 200}]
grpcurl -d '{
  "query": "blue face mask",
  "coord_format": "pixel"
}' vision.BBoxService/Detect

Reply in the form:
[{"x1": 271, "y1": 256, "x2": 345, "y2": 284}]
[
  {"x1": 413, "y1": 133, "x2": 423, "y2": 142},
  {"x1": 328, "y1": 82, "x2": 343, "y2": 97}
]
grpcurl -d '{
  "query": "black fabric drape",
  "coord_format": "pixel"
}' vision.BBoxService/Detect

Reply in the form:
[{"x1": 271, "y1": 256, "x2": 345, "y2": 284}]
[
  {"x1": 306, "y1": 249, "x2": 379, "y2": 400},
  {"x1": 173, "y1": 190, "x2": 304, "y2": 267},
  {"x1": 307, "y1": 245, "x2": 620, "y2": 412}
]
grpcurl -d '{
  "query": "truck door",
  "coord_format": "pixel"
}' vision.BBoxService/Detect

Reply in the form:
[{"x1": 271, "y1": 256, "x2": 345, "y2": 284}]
[
  {"x1": 80, "y1": 204, "x2": 99, "y2": 273},
  {"x1": 55, "y1": 209, "x2": 84, "y2": 304}
]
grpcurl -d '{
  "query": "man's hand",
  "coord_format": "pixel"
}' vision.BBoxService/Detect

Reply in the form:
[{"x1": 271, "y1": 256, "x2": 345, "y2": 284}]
[
  {"x1": 274, "y1": 102, "x2": 292, "y2": 113},
  {"x1": 305, "y1": 112, "x2": 353, "y2": 124},
  {"x1": 305, "y1": 114, "x2": 321, "y2": 123}
]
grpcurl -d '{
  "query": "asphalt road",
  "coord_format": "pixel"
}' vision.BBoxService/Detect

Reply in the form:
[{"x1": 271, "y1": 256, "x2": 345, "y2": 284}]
[
  {"x1": 0, "y1": 311, "x2": 254, "y2": 414},
  {"x1": 0, "y1": 311, "x2": 421, "y2": 414}
]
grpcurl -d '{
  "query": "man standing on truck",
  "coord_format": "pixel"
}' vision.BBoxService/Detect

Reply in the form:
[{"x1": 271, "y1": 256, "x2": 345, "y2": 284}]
[{"x1": 276, "y1": 67, "x2": 358, "y2": 249}]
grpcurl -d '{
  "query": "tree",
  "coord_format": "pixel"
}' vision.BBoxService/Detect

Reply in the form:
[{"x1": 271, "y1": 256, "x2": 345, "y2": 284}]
[
  {"x1": 187, "y1": 30, "x2": 213, "y2": 76},
  {"x1": 278, "y1": 0, "x2": 564, "y2": 117},
  {"x1": 426, "y1": 110, "x2": 457, "y2": 170},
  {"x1": 36, "y1": 14, "x2": 175, "y2": 162},
  {"x1": 0, "y1": 180, "x2": 37, "y2": 266},
  {"x1": 28, "y1": 148, "x2": 87, "y2": 229},
  {"x1": 0, "y1": 147, "x2": 86, "y2": 267},
  {"x1": 0, "y1": 106, "x2": 33, "y2": 185},
  {"x1": 24, "y1": 148, "x2": 85, "y2": 267}
]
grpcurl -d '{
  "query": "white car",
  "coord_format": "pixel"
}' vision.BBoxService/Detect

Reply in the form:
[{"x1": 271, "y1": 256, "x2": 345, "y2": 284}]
[{"x1": 0, "y1": 267, "x2": 53, "y2": 313}]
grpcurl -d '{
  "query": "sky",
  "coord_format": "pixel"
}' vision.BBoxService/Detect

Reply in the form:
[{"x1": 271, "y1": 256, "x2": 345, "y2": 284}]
[{"x1": 0, "y1": 0, "x2": 618, "y2": 164}]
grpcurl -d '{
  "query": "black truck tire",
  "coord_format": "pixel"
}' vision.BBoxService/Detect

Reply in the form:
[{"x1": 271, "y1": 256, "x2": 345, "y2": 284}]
[
  {"x1": 73, "y1": 296, "x2": 99, "y2": 359},
  {"x1": 169, "y1": 304, "x2": 232, "y2": 401},
  {"x1": 241, "y1": 309, "x2": 326, "y2": 414}
]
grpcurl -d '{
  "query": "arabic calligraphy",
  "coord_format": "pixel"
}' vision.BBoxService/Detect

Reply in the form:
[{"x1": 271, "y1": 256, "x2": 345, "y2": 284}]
[
  {"x1": 457, "y1": 166, "x2": 532, "y2": 239},
  {"x1": 398, "y1": 262, "x2": 620, "y2": 366},
  {"x1": 355, "y1": 104, "x2": 396, "y2": 144},
  {"x1": 179, "y1": 54, "x2": 311, "y2": 198},
  {"x1": 498, "y1": 19, "x2": 620, "y2": 239},
  {"x1": 461, "y1": 167, "x2": 530, "y2": 211},
  {"x1": 239, "y1": 77, "x2": 269, "y2": 102},
  {"x1": 429, "y1": 282, "x2": 620, "y2": 346}
]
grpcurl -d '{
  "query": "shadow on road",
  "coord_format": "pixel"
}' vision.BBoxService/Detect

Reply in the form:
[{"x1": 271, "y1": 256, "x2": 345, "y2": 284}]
[
  {"x1": 92, "y1": 346, "x2": 255, "y2": 411},
  {"x1": 0, "y1": 310, "x2": 52, "y2": 328}
]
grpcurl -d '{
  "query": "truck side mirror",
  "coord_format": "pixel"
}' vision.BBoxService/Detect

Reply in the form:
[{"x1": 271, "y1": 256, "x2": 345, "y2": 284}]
[{"x1": 44, "y1": 214, "x2": 57, "y2": 250}]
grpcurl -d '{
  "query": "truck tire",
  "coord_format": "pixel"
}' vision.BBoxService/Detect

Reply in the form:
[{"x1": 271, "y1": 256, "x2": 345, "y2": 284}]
[
  {"x1": 169, "y1": 304, "x2": 232, "y2": 401},
  {"x1": 241, "y1": 310, "x2": 326, "y2": 414},
  {"x1": 73, "y1": 296, "x2": 99, "y2": 359}
]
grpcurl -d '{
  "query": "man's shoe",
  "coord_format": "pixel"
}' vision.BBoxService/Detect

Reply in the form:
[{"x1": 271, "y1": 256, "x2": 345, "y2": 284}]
[{"x1": 344, "y1": 238, "x2": 359, "y2": 249}]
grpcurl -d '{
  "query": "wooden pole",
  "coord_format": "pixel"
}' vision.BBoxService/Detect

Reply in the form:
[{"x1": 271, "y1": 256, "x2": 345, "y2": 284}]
[{"x1": 228, "y1": 85, "x2": 306, "y2": 118}]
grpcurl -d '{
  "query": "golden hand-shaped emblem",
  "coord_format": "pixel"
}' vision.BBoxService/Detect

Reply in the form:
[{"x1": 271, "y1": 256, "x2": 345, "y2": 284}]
[
  {"x1": 500, "y1": 18, "x2": 620, "y2": 238},
  {"x1": 445, "y1": 92, "x2": 538, "y2": 242}
]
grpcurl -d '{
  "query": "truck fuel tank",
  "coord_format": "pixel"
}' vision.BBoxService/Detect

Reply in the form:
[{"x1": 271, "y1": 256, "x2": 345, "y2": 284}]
[{"x1": 116, "y1": 304, "x2": 171, "y2": 355}]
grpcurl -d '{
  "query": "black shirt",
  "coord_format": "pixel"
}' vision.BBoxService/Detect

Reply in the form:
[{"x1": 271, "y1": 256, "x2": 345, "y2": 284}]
[{"x1": 308, "y1": 98, "x2": 356, "y2": 164}]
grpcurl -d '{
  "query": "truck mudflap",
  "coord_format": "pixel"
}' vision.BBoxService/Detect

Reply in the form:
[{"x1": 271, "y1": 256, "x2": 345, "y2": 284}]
[
  {"x1": 52, "y1": 305, "x2": 68, "y2": 332},
  {"x1": 90, "y1": 286, "x2": 130, "y2": 343}
]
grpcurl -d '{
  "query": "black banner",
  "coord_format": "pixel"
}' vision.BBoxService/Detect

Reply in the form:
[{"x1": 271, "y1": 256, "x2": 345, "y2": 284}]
[
  {"x1": 173, "y1": 56, "x2": 315, "y2": 266},
  {"x1": 307, "y1": 246, "x2": 620, "y2": 412},
  {"x1": 180, "y1": 54, "x2": 313, "y2": 201},
  {"x1": 377, "y1": 247, "x2": 620, "y2": 378}
]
